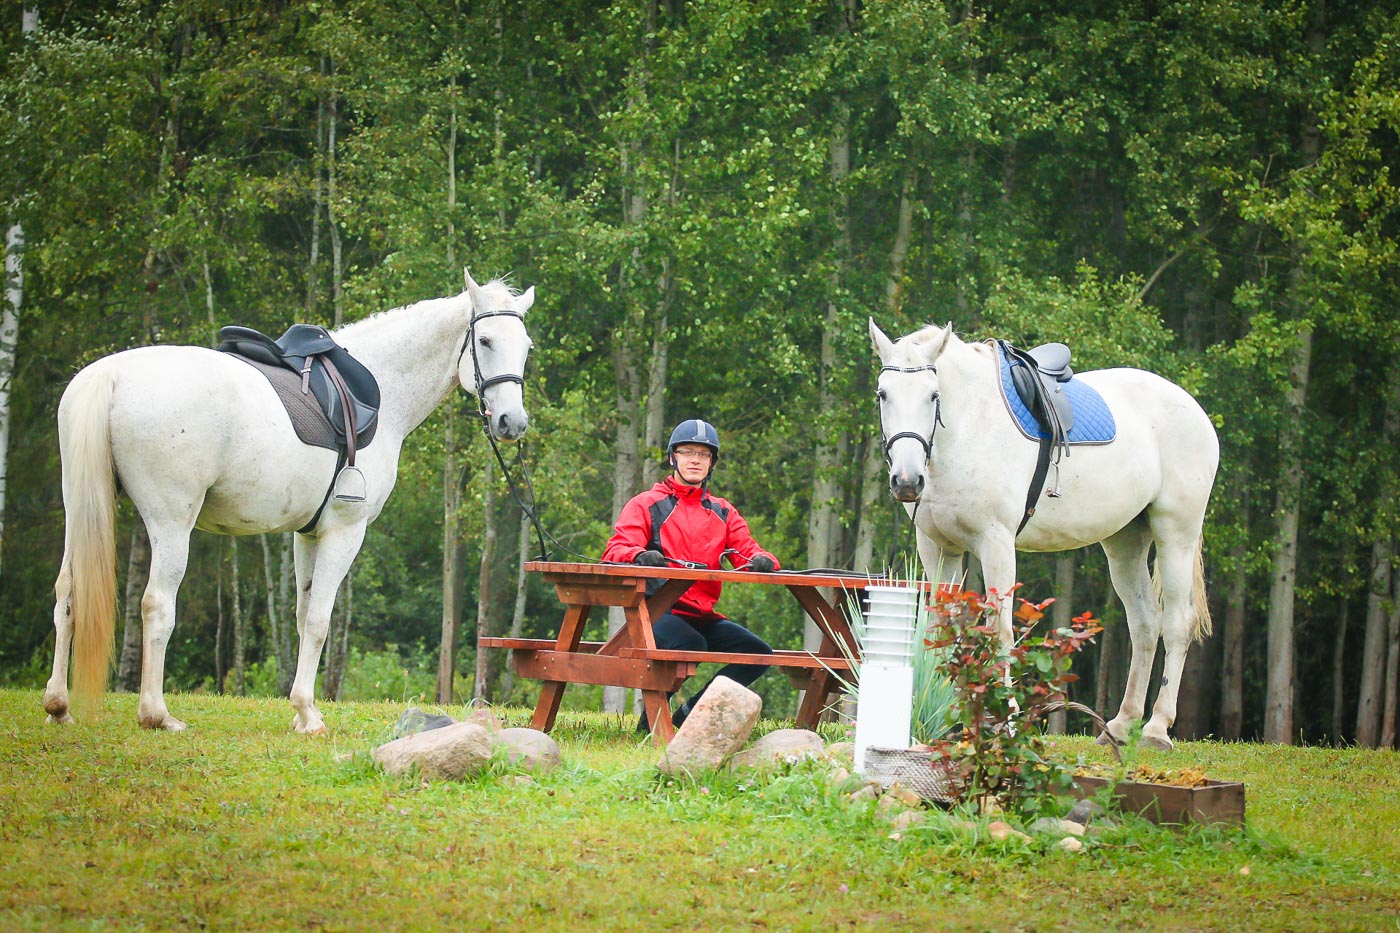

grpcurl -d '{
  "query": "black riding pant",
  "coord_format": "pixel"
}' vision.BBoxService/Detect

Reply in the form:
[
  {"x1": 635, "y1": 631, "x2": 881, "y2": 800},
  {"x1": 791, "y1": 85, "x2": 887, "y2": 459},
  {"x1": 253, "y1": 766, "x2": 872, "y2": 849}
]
[{"x1": 653, "y1": 612, "x2": 773, "y2": 706}]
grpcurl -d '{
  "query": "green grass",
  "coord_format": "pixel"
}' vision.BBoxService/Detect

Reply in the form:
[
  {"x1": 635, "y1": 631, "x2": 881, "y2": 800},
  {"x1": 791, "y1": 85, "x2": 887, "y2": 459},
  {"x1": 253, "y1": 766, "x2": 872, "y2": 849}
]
[{"x1": 2, "y1": 689, "x2": 1397, "y2": 932}]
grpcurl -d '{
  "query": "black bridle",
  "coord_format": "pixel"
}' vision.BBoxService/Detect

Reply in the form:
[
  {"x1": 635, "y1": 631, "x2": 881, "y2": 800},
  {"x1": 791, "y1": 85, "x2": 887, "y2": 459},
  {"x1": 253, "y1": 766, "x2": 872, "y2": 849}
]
[
  {"x1": 877, "y1": 363, "x2": 944, "y2": 462},
  {"x1": 457, "y1": 307, "x2": 551, "y2": 560}
]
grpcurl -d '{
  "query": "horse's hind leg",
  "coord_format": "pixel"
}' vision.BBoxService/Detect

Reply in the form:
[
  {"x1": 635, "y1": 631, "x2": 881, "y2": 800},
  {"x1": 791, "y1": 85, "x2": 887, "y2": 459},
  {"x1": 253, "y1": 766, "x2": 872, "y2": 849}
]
[
  {"x1": 136, "y1": 519, "x2": 197, "y2": 731},
  {"x1": 42, "y1": 557, "x2": 76, "y2": 724},
  {"x1": 1139, "y1": 534, "x2": 1200, "y2": 751},
  {"x1": 1100, "y1": 520, "x2": 1161, "y2": 747}
]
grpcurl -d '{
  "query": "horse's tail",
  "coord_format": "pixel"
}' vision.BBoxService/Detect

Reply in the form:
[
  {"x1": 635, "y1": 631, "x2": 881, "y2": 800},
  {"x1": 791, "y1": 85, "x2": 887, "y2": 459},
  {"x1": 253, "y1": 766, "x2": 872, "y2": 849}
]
[
  {"x1": 60, "y1": 365, "x2": 118, "y2": 710},
  {"x1": 1190, "y1": 536, "x2": 1213, "y2": 643}
]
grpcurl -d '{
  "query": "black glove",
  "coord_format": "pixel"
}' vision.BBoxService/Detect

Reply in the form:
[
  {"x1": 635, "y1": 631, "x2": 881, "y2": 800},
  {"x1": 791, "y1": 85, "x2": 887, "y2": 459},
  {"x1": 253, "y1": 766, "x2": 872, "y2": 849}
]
[
  {"x1": 746, "y1": 554, "x2": 775, "y2": 573},
  {"x1": 634, "y1": 549, "x2": 666, "y2": 567}
]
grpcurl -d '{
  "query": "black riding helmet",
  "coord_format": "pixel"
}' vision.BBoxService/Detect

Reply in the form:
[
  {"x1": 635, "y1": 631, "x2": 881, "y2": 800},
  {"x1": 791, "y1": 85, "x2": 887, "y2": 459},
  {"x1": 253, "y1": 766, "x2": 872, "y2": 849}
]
[{"x1": 665, "y1": 418, "x2": 720, "y2": 481}]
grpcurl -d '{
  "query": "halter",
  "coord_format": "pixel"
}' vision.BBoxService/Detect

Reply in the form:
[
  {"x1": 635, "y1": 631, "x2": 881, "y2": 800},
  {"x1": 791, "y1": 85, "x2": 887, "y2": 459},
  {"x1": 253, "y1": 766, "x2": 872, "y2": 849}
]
[
  {"x1": 456, "y1": 306, "x2": 551, "y2": 560},
  {"x1": 878, "y1": 363, "x2": 944, "y2": 461},
  {"x1": 458, "y1": 308, "x2": 528, "y2": 405}
]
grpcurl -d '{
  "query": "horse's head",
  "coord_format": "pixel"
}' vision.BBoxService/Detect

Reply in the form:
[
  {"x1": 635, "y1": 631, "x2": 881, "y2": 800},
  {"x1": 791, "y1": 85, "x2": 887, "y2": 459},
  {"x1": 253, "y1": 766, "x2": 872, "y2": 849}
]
[
  {"x1": 460, "y1": 271, "x2": 535, "y2": 441},
  {"x1": 869, "y1": 319, "x2": 953, "y2": 502}
]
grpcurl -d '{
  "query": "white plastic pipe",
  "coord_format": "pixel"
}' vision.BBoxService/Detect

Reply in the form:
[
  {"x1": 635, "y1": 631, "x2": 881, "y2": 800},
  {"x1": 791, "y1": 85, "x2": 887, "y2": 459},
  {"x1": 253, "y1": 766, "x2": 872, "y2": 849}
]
[{"x1": 854, "y1": 584, "x2": 919, "y2": 772}]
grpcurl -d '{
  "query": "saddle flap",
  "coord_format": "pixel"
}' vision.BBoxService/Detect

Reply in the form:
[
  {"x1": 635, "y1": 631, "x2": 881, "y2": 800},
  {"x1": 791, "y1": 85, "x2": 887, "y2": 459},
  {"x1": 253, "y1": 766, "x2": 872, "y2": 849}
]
[{"x1": 217, "y1": 326, "x2": 284, "y2": 368}]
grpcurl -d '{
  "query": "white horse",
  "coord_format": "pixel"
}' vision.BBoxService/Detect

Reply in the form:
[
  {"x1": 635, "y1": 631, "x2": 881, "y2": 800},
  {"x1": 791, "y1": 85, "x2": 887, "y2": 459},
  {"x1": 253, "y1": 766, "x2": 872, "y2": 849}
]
[
  {"x1": 44, "y1": 272, "x2": 534, "y2": 734},
  {"x1": 869, "y1": 320, "x2": 1218, "y2": 750}
]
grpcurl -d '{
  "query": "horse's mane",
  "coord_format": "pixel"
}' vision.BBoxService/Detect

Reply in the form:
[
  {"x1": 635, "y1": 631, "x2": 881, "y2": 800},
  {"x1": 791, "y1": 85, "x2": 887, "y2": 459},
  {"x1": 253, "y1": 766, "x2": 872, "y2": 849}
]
[{"x1": 336, "y1": 277, "x2": 518, "y2": 339}]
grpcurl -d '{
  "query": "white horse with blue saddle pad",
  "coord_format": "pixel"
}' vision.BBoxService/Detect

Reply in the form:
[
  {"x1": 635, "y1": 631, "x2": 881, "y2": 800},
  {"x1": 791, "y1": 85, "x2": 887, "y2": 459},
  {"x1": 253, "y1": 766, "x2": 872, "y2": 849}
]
[
  {"x1": 44, "y1": 272, "x2": 534, "y2": 735},
  {"x1": 869, "y1": 320, "x2": 1218, "y2": 750}
]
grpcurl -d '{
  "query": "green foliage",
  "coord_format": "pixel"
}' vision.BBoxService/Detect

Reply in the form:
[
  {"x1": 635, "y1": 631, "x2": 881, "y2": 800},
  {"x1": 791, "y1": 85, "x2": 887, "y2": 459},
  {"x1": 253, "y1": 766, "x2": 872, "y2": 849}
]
[{"x1": 925, "y1": 586, "x2": 1102, "y2": 819}]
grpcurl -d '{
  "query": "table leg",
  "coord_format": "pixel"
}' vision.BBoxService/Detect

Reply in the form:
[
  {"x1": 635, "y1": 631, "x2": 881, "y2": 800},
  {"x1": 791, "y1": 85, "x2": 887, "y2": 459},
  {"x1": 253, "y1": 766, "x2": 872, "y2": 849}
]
[
  {"x1": 530, "y1": 603, "x2": 591, "y2": 733},
  {"x1": 642, "y1": 690, "x2": 675, "y2": 745}
]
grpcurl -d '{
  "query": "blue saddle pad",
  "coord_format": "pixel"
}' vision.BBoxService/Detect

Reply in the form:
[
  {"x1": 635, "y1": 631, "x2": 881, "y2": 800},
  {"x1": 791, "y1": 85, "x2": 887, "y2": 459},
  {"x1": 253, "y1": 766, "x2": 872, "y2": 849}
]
[{"x1": 998, "y1": 346, "x2": 1117, "y2": 444}]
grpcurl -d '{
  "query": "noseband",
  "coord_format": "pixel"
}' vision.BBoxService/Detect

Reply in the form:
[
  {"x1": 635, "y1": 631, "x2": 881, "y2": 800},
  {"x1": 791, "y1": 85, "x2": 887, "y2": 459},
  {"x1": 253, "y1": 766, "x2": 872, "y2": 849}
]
[
  {"x1": 878, "y1": 363, "x2": 944, "y2": 462},
  {"x1": 458, "y1": 309, "x2": 527, "y2": 421}
]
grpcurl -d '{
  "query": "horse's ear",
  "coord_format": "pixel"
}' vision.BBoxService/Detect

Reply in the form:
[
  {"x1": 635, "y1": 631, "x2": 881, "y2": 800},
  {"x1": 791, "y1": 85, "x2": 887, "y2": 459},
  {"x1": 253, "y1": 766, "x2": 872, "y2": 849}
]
[
  {"x1": 464, "y1": 268, "x2": 481, "y2": 294},
  {"x1": 515, "y1": 286, "x2": 535, "y2": 314},
  {"x1": 869, "y1": 318, "x2": 895, "y2": 360}
]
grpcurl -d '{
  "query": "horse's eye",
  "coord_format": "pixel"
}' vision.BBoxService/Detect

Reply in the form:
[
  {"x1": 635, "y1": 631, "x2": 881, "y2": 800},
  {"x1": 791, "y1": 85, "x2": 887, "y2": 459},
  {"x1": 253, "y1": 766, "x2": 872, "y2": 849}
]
[
  {"x1": 930, "y1": 392, "x2": 938, "y2": 403},
  {"x1": 876, "y1": 389, "x2": 887, "y2": 401},
  {"x1": 479, "y1": 336, "x2": 492, "y2": 349}
]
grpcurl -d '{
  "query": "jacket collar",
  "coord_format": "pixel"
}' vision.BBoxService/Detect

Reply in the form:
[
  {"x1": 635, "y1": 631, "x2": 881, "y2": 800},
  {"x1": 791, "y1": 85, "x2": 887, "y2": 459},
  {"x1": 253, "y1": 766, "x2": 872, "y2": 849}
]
[{"x1": 661, "y1": 475, "x2": 706, "y2": 501}]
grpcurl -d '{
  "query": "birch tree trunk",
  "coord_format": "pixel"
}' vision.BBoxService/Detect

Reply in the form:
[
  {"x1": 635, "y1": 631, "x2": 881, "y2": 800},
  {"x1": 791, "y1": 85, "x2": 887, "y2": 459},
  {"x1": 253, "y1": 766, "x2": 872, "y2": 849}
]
[
  {"x1": 806, "y1": 5, "x2": 855, "y2": 649},
  {"x1": 1047, "y1": 553, "x2": 1075, "y2": 734},
  {"x1": 258, "y1": 534, "x2": 282, "y2": 694},
  {"x1": 474, "y1": 458, "x2": 499, "y2": 703},
  {"x1": 1382, "y1": 568, "x2": 1399, "y2": 748},
  {"x1": 1219, "y1": 529, "x2": 1248, "y2": 740},
  {"x1": 500, "y1": 508, "x2": 532, "y2": 701},
  {"x1": 853, "y1": 162, "x2": 916, "y2": 575},
  {"x1": 229, "y1": 537, "x2": 245, "y2": 696},
  {"x1": 0, "y1": 4, "x2": 36, "y2": 577},
  {"x1": 1264, "y1": 325, "x2": 1311, "y2": 744},
  {"x1": 439, "y1": 406, "x2": 463, "y2": 704},
  {"x1": 277, "y1": 533, "x2": 295, "y2": 695},
  {"x1": 1331, "y1": 597, "x2": 1350, "y2": 743},
  {"x1": 1355, "y1": 538, "x2": 1391, "y2": 745}
]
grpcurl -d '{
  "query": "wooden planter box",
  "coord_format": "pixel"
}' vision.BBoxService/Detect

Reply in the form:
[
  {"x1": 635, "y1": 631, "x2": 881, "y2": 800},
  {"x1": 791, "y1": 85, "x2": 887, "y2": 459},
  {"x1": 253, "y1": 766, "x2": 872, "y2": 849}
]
[{"x1": 1071, "y1": 775, "x2": 1246, "y2": 828}]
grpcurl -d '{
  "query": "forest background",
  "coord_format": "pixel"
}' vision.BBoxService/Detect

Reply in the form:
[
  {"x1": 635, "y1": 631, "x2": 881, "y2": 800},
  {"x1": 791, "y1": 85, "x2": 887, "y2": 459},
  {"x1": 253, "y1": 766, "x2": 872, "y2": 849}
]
[{"x1": 1, "y1": 0, "x2": 1397, "y2": 748}]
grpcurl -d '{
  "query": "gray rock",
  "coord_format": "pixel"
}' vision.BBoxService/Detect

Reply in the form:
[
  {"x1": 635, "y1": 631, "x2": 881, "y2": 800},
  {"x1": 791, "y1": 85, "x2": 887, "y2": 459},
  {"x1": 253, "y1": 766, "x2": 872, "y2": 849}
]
[
  {"x1": 657, "y1": 676, "x2": 762, "y2": 777},
  {"x1": 392, "y1": 706, "x2": 457, "y2": 739},
  {"x1": 728, "y1": 728, "x2": 825, "y2": 770},
  {"x1": 494, "y1": 727, "x2": 562, "y2": 773},
  {"x1": 374, "y1": 721, "x2": 494, "y2": 780},
  {"x1": 1066, "y1": 797, "x2": 1106, "y2": 825}
]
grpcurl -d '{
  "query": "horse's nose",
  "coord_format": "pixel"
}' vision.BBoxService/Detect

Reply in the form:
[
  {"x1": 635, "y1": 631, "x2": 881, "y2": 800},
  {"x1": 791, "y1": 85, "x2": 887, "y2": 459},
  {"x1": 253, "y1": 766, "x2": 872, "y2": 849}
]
[
  {"x1": 495, "y1": 411, "x2": 527, "y2": 440},
  {"x1": 889, "y1": 471, "x2": 924, "y2": 503}
]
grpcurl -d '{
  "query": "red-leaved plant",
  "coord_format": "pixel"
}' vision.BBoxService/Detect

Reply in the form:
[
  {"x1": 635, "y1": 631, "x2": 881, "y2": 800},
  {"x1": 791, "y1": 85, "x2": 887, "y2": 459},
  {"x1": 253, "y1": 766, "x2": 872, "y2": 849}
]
[{"x1": 924, "y1": 585, "x2": 1103, "y2": 817}]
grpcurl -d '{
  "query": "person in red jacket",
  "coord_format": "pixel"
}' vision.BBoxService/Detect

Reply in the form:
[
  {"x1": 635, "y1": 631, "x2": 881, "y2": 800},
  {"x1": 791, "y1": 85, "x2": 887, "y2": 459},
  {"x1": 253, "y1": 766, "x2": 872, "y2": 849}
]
[{"x1": 602, "y1": 419, "x2": 778, "y2": 731}]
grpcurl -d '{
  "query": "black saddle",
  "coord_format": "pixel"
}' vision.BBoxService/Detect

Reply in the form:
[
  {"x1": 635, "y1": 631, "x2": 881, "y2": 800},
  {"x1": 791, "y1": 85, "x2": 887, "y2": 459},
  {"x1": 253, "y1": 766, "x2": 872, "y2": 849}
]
[
  {"x1": 999, "y1": 340, "x2": 1076, "y2": 536},
  {"x1": 218, "y1": 324, "x2": 382, "y2": 532},
  {"x1": 218, "y1": 324, "x2": 380, "y2": 449}
]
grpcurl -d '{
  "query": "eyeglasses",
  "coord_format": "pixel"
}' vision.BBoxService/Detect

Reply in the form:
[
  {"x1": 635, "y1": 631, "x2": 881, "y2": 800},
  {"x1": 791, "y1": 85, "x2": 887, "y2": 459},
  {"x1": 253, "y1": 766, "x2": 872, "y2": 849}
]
[{"x1": 673, "y1": 447, "x2": 713, "y2": 461}]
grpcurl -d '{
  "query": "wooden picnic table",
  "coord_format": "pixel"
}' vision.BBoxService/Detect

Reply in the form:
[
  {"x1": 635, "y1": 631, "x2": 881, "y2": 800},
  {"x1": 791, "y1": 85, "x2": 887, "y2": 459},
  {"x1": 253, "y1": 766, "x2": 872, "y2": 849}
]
[{"x1": 478, "y1": 560, "x2": 877, "y2": 744}]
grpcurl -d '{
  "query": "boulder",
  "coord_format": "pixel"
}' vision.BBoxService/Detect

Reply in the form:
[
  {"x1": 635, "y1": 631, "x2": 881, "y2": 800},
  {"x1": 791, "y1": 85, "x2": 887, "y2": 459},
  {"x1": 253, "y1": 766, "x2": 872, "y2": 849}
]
[
  {"x1": 728, "y1": 728, "x2": 825, "y2": 770},
  {"x1": 374, "y1": 721, "x2": 494, "y2": 781},
  {"x1": 657, "y1": 676, "x2": 762, "y2": 777},
  {"x1": 494, "y1": 727, "x2": 562, "y2": 773},
  {"x1": 391, "y1": 706, "x2": 457, "y2": 739}
]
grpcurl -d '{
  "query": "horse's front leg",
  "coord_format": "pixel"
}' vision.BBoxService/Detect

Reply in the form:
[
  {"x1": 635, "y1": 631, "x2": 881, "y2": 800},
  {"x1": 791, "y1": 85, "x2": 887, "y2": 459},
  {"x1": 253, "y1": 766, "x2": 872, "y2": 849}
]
[
  {"x1": 43, "y1": 558, "x2": 76, "y2": 724},
  {"x1": 288, "y1": 525, "x2": 365, "y2": 736}
]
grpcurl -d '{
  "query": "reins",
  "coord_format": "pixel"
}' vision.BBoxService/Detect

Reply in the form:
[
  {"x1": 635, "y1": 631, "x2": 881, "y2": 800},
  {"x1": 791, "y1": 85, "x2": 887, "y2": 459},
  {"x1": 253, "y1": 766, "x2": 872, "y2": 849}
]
[{"x1": 461, "y1": 307, "x2": 551, "y2": 561}]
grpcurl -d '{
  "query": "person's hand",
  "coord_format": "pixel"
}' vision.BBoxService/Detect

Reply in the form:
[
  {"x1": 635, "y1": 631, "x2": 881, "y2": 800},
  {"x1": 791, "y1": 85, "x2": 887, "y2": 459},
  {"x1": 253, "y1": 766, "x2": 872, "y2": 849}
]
[
  {"x1": 634, "y1": 550, "x2": 666, "y2": 567},
  {"x1": 746, "y1": 554, "x2": 775, "y2": 573}
]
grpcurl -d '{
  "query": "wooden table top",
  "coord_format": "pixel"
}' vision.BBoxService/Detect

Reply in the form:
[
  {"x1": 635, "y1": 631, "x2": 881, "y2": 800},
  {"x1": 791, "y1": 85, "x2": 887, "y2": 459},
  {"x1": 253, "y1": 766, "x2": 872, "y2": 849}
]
[{"x1": 523, "y1": 560, "x2": 887, "y2": 589}]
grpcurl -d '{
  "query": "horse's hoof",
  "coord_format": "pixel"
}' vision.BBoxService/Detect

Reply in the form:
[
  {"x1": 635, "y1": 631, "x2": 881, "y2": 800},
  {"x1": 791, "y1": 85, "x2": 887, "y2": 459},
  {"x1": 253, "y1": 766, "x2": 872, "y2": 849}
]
[
  {"x1": 291, "y1": 716, "x2": 329, "y2": 737},
  {"x1": 45, "y1": 712, "x2": 75, "y2": 725},
  {"x1": 140, "y1": 716, "x2": 189, "y2": 732},
  {"x1": 1138, "y1": 734, "x2": 1174, "y2": 752},
  {"x1": 1095, "y1": 731, "x2": 1123, "y2": 747}
]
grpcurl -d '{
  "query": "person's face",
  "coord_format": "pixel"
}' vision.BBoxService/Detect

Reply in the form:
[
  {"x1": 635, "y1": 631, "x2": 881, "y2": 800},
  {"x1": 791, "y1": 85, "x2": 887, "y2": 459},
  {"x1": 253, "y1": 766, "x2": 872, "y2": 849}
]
[{"x1": 671, "y1": 445, "x2": 714, "y2": 486}]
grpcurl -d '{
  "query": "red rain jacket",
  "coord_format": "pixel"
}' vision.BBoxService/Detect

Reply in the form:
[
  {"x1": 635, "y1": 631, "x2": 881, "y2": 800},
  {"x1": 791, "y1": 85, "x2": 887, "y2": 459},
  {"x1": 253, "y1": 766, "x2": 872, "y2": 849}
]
[{"x1": 601, "y1": 477, "x2": 779, "y2": 619}]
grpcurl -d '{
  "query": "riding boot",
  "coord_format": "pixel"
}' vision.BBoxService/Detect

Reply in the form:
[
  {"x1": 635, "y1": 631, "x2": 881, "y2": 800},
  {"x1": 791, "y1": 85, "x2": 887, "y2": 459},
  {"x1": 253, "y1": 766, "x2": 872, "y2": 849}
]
[{"x1": 671, "y1": 699, "x2": 692, "y2": 728}]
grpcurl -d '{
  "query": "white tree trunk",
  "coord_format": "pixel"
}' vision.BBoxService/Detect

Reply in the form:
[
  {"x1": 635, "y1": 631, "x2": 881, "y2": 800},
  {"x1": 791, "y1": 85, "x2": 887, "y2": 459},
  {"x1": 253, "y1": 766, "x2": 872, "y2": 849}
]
[
  {"x1": 1, "y1": 224, "x2": 23, "y2": 578},
  {"x1": 1264, "y1": 327, "x2": 1312, "y2": 744},
  {"x1": 439, "y1": 406, "x2": 463, "y2": 704},
  {"x1": 474, "y1": 457, "x2": 499, "y2": 703},
  {"x1": 1355, "y1": 537, "x2": 1392, "y2": 746}
]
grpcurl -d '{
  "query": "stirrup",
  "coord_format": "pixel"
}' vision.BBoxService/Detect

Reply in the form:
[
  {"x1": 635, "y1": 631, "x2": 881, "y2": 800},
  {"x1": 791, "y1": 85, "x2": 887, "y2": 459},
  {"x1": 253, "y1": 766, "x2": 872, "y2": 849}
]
[{"x1": 333, "y1": 465, "x2": 367, "y2": 502}]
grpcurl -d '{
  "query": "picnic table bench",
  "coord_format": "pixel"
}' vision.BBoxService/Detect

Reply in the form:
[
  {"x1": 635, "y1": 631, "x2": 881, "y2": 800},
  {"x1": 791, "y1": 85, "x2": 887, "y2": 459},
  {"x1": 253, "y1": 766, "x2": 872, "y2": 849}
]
[{"x1": 478, "y1": 561, "x2": 876, "y2": 744}]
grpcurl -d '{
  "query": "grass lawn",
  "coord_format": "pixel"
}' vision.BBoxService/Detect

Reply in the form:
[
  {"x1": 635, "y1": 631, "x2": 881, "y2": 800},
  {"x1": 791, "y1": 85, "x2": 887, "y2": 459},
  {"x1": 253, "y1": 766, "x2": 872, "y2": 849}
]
[{"x1": 1, "y1": 688, "x2": 1397, "y2": 931}]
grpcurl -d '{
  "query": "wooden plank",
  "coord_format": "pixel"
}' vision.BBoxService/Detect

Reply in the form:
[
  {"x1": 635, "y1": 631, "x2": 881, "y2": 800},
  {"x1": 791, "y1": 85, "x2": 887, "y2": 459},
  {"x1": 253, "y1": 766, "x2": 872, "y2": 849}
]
[
  {"x1": 553, "y1": 580, "x2": 646, "y2": 608},
  {"x1": 511, "y1": 649, "x2": 695, "y2": 691},
  {"x1": 1071, "y1": 776, "x2": 1246, "y2": 828},
  {"x1": 526, "y1": 559, "x2": 883, "y2": 590},
  {"x1": 478, "y1": 638, "x2": 606, "y2": 652},
  {"x1": 616, "y1": 647, "x2": 853, "y2": 669}
]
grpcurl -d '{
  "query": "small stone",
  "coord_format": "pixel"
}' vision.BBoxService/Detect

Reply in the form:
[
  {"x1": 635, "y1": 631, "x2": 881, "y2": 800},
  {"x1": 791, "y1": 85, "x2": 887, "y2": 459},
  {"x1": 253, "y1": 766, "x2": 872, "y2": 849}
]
[
  {"x1": 1066, "y1": 798, "x2": 1106, "y2": 825},
  {"x1": 849, "y1": 784, "x2": 879, "y2": 803},
  {"x1": 1057, "y1": 836, "x2": 1084, "y2": 853},
  {"x1": 1060, "y1": 819, "x2": 1086, "y2": 837},
  {"x1": 494, "y1": 727, "x2": 562, "y2": 773},
  {"x1": 890, "y1": 810, "x2": 927, "y2": 833},
  {"x1": 392, "y1": 707, "x2": 457, "y2": 739},
  {"x1": 885, "y1": 782, "x2": 924, "y2": 808}
]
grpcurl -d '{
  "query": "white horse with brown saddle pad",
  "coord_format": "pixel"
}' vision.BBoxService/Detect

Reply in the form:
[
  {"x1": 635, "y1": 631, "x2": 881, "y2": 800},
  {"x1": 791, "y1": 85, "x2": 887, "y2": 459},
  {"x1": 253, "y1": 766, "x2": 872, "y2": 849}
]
[
  {"x1": 45, "y1": 272, "x2": 534, "y2": 734},
  {"x1": 870, "y1": 320, "x2": 1218, "y2": 750}
]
